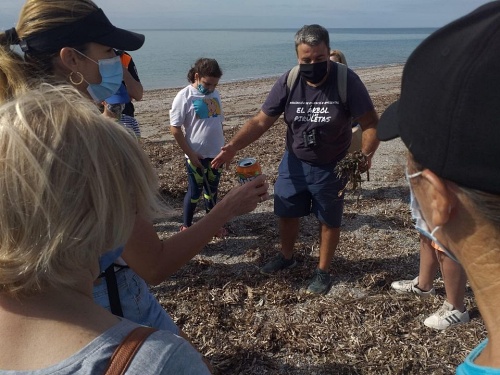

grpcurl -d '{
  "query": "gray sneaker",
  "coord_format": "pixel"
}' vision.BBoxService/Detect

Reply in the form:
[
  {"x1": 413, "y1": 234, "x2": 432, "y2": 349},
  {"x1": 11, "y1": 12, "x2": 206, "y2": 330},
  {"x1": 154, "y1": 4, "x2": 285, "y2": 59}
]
[
  {"x1": 306, "y1": 268, "x2": 332, "y2": 295},
  {"x1": 260, "y1": 253, "x2": 296, "y2": 275}
]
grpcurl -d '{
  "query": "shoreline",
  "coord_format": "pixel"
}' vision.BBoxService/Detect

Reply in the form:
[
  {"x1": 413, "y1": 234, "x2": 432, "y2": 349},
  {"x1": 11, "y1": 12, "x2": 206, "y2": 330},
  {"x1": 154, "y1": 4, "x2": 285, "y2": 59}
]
[
  {"x1": 134, "y1": 63, "x2": 403, "y2": 142},
  {"x1": 141, "y1": 63, "x2": 404, "y2": 94}
]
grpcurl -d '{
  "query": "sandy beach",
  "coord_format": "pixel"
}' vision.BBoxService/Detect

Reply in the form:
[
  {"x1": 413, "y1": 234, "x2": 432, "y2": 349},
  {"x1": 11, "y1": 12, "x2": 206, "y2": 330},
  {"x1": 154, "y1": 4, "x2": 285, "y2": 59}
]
[{"x1": 134, "y1": 65, "x2": 483, "y2": 374}]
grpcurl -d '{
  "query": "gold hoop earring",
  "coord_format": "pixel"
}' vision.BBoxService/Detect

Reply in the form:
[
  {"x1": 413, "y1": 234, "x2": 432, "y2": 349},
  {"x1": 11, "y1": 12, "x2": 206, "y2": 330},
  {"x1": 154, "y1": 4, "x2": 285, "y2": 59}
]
[{"x1": 69, "y1": 71, "x2": 84, "y2": 85}]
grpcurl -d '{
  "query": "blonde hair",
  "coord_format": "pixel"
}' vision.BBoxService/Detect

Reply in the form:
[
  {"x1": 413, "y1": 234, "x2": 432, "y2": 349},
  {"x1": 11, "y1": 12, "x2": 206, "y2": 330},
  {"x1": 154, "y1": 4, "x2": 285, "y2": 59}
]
[
  {"x1": 0, "y1": 0, "x2": 98, "y2": 103},
  {"x1": 0, "y1": 84, "x2": 163, "y2": 296},
  {"x1": 330, "y1": 49, "x2": 348, "y2": 66}
]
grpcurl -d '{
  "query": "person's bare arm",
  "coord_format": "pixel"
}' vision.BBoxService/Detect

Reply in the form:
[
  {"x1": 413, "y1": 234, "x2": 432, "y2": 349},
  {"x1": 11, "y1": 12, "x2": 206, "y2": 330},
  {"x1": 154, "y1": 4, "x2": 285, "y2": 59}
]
[
  {"x1": 211, "y1": 110, "x2": 280, "y2": 169},
  {"x1": 123, "y1": 67, "x2": 143, "y2": 101},
  {"x1": 170, "y1": 125, "x2": 203, "y2": 170},
  {"x1": 121, "y1": 175, "x2": 269, "y2": 285},
  {"x1": 356, "y1": 109, "x2": 380, "y2": 172}
]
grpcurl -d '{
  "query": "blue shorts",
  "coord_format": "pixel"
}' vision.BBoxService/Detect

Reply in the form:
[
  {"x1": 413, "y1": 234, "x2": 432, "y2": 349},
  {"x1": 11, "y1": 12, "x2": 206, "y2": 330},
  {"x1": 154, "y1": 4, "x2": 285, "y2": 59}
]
[
  {"x1": 93, "y1": 267, "x2": 179, "y2": 334},
  {"x1": 274, "y1": 150, "x2": 347, "y2": 228}
]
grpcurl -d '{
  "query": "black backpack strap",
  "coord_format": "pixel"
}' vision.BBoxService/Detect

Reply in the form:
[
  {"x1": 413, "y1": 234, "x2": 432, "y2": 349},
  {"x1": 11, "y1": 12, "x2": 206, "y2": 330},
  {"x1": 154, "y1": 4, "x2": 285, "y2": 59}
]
[
  {"x1": 286, "y1": 65, "x2": 300, "y2": 90},
  {"x1": 285, "y1": 65, "x2": 300, "y2": 107},
  {"x1": 104, "y1": 264, "x2": 124, "y2": 317},
  {"x1": 336, "y1": 62, "x2": 348, "y2": 106}
]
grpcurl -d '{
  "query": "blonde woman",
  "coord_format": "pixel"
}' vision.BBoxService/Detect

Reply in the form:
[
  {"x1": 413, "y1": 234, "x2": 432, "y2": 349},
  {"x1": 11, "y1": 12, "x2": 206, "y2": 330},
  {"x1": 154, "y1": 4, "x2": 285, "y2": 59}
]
[
  {"x1": 329, "y1": 49, "x2": 347, "y2": 65},
  {"x1": 1, "y1": 0, "x2": 268, "y2": 339},
  {"x1": 0, "y1": 85, "x2": 211, "y2": 373}
]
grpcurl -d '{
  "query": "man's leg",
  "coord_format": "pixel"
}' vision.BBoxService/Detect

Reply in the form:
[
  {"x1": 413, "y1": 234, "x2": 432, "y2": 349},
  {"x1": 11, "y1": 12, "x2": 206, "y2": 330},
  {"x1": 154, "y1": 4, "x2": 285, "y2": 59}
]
[
  {"x1": 261, "y1": 150, "x2": 306, "y2": 275},
  {"x1": 318, "y1": 223, "x2": 340, "y2": 271},
  {"x1": 305, "y1": 223, "x2": 339, "y2": 294},
  {"x1": 280, "y1": 217, "x2": 300, "y2": 259},
  {"x1": 307, "y1": 161, "x2": 345, "y2": 294},
  {"x1": 260, "y1": 217, "x2": 299, "y2": 274}
]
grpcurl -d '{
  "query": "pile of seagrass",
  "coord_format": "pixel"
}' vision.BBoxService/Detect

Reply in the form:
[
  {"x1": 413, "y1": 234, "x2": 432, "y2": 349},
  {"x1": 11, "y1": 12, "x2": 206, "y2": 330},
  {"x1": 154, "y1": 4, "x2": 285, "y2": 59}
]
[{"x1": 142, "y1": 92, "x2": 485, "y2": 375}]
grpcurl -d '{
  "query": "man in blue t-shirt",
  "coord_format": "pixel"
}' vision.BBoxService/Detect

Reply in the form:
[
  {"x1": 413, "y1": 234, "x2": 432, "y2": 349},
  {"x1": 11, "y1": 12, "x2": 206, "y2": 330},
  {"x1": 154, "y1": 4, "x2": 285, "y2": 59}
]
[{"x1": 212, "y1": 24, "x2": 379, "y2": 294}]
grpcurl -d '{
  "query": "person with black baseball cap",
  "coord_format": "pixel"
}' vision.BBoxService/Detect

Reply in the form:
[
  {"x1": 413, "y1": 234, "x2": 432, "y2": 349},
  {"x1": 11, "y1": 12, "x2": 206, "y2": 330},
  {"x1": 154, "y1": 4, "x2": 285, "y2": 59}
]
[
  {"x1": 377, "y1": 1, "x2": 500, "y2": 371},
  {"x1": 0, "y1": 1, "x2": 144, "y2": 104}
]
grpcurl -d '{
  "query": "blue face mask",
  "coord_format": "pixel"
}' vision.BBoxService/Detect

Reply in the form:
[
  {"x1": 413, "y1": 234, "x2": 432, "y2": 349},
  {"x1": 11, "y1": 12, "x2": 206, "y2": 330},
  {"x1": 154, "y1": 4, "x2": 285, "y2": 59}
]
[
  {"x1": 74, "y1": 50, "x2": 123, "y2": 102},
  {"x1": 197, "y1": 82, "x2": 213, "y2": 95},
  {"x1": 407, "y1": 170, "x2": 460, "y2": 263}
]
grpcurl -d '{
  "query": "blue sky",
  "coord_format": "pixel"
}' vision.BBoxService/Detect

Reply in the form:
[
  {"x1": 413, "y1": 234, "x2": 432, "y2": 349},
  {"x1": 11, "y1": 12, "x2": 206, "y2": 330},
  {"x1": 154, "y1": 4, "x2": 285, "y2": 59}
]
[{"x1": 0, "y1": 0, "x2": 493, "y2": 30}]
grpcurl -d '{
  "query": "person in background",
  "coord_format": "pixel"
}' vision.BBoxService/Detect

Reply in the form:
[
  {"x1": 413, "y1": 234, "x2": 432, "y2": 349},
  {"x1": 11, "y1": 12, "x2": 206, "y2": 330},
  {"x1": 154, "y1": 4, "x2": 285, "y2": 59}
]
[
  {"x1": 377, "y1": 2, "x2": 500, "y2": 371},
  {"x1": 327, "y1": 49, "x2": 362, "y2": 153},
  {"x1": 212, "y1": 24, "x2": 379, "y2": 294},
  {"x1": 391, "y1": 234, "x2": 469, "y2": 330},
  {"x1": 330, "y1": 49, "x2": 347, "y2": 65},
  {"x1": 0, "y1": 84, "x2": 210, "y2": 374},
  {"x1": 0, "y1": 0, "x2": 269, "y2": 353},
  {"x1": 104, "y1": 83, "x2": 141, "y2": 138},
  {"x1": 170, "y1": 58, "x2": 227, "y2": 237},
  {"x1": 116, "y1": 49, "x2": 143, "y2": 117}
]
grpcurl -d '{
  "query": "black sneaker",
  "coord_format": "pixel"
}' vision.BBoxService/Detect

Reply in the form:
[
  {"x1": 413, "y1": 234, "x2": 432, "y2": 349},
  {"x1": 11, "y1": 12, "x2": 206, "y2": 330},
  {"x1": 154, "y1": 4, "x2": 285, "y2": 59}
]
[
  {"x1": 260, "y1": 253, "x2": 297, "y2": 275},
  {"x1": 306, "y1": 268, "x2": 332, "y2": 295}
]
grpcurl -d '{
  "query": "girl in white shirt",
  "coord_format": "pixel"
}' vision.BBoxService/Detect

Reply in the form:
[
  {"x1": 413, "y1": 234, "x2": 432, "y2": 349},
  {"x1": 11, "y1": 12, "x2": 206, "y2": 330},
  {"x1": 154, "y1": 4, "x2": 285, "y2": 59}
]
[{"x1": 170, "y1": 58, "x2": 227, "y2": 236}]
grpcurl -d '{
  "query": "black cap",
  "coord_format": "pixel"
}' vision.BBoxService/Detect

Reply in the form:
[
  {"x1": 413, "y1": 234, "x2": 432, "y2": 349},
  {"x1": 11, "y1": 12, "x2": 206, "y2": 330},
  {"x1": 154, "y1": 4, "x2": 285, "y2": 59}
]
[
  {"x1": 19, "y1": 8, "x2": 144, "y2": 54},
  {"x1": 377, "y1": 1, "x2": 500, "y2": 195}
]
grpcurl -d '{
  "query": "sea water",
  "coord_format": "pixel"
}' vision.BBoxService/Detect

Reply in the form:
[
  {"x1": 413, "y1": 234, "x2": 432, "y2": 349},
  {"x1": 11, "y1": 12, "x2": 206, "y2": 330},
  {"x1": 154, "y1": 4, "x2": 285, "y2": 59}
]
[{"x1": 130, "y1": 28, "x2": 435, "y2": 90}]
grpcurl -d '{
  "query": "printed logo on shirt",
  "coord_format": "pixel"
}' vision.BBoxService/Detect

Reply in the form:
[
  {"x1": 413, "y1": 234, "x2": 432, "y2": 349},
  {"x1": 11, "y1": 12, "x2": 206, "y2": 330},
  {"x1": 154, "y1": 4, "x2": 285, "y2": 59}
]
[
  {"x1": 193, "y1": 98, "x2": 222, "y2": 119},
  {"x1": 291, "y1": 100, "x2": 337, "y2": 123}
]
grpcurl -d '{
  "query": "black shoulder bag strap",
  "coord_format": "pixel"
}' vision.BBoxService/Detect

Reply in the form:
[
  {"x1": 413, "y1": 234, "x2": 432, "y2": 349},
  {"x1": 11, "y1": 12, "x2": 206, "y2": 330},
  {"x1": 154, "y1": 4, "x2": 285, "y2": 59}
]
[{"x1": 104, "y1": 264, "x2": 124, "y2": 317}]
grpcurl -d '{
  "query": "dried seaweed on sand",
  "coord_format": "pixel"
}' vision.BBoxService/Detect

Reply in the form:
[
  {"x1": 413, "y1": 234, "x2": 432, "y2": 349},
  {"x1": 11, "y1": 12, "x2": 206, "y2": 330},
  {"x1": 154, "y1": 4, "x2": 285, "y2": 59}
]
[{"x1": 139, "y1": 78, "x2": 485, "y2": 375}]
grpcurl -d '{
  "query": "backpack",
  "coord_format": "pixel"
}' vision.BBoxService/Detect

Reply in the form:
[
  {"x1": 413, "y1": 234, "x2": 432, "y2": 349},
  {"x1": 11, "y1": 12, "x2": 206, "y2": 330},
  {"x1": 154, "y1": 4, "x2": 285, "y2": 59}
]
[{"x1": 286, "y1": 62, "x2": 348, "y2": 106}]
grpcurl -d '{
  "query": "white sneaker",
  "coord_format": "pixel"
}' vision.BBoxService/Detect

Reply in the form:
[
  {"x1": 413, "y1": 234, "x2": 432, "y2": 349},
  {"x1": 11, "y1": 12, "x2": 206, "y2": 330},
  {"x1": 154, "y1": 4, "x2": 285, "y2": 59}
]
[
  {"x1": 424, "y1": 301, "x2": 470, "y2": 330},
  {"x1": 391, "y1": 276, "x2": 435, "y2": 298}
]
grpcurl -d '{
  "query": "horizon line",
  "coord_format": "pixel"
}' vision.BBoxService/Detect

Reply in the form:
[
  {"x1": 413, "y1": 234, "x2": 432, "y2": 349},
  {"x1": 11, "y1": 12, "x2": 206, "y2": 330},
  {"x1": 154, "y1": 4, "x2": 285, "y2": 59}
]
[{"x1": 132, "y1": 26, "x2": 438, "y2": 32}]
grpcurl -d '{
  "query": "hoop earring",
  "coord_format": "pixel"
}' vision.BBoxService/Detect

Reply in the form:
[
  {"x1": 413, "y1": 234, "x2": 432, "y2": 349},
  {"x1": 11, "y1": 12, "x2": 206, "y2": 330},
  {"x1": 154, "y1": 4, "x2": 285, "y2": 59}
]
[{"x1": 69, "y1": 71, "x2": 84, "y2": 85}]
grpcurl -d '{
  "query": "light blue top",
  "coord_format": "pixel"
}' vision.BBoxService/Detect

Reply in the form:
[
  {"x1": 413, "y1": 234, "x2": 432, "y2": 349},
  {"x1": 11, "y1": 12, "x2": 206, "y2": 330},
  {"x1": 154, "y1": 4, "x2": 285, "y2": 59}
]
[
  {"x1": 456, "y1": 340, "x2": 500, "y2": 375},
  {"x1": 98, "y1": 246, "x2": 124, "y2": 273},
  {"x1": 0, "y1": 319, "x2": 209, "y2": 374}
]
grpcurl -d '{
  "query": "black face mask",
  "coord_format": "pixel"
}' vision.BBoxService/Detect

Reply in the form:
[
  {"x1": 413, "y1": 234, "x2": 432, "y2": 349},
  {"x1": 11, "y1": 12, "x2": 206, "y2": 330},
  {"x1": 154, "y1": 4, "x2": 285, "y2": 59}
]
[{"x1": 299, "y1": 61, "x2": 328, "y2": 84}]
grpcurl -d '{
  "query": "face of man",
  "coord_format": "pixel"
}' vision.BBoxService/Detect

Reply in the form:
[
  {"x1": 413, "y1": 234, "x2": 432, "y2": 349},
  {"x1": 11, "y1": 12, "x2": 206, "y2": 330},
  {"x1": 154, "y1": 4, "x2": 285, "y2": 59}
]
[
  {"x1": 296, "y1": 42, "x2": 330, "y2": 85},
  {"x1": 296, "y1": 42, "x2": 329, "y2": 65}
]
